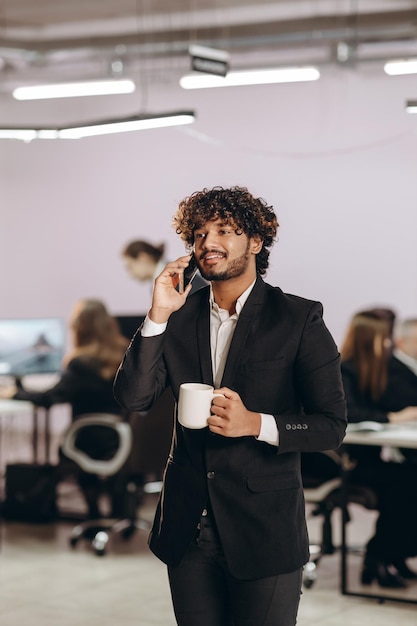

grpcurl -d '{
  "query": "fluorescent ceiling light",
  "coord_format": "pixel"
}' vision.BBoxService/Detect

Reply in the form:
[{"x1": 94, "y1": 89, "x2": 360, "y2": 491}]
[
  {"x1": 59, "y1": 112, "x2": 195, "y2": 138},
  {"x1": 180, "y1": 66, "x2": 320, "y2": 89},
  {"x1": 0, "y1": 111, "x2": 195, "y2": 141},
  {"x1": 405, "y1": 100, "x2": 417, "y2": 113},
  {"x1": 0, "y1": 129, "x2": 59, "y2": 140},
  {"x1": 384, "y1": 60, "x2": 417, "y2": 76},
  {"x1": 12, "y1": 79, "x2": 136, "y2": 100}
]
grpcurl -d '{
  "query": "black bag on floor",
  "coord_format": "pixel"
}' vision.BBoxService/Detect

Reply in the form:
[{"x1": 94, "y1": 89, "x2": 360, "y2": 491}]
[{"x1": 3, "y1": 463, "x2": 57, "y2": 523}]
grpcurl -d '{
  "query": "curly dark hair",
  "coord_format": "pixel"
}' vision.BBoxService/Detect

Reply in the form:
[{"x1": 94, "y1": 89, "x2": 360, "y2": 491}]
[{"x1": 173, "y1": 186, "x2": 279, "y2": 275}]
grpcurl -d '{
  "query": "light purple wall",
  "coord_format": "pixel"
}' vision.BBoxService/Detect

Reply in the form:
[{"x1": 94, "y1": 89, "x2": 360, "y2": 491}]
[{"x1": 1, "y1": 64, "x2": 416, "y2": 347}]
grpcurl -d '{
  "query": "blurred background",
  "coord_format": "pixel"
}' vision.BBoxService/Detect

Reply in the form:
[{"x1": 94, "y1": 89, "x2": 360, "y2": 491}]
[
  {"x1": 1, "y1": 0, "x2": 416, "y2": 346},
  {"x1": 1, "y1": 4, "x2": 417, "y2": 622}
]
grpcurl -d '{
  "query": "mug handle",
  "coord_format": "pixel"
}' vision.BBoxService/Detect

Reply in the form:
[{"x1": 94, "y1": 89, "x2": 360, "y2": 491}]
[{"x1": 210, "y1": 393, "x2": 225, "y2": 411}]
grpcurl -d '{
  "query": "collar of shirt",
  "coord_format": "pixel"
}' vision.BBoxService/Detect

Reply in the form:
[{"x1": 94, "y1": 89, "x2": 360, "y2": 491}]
[
  {"x1": 393, "y1": 348, "x2": 417, "y2": 377},
  {"x1": 209, "y1": 279, "x2": 256, "y2": 387},
  {"x1": 209, "y1": 279, "x2": 256, "y2": 315}
]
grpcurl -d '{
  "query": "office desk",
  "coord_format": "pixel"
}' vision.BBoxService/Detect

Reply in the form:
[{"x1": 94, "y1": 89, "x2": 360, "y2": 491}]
[
  {"x1": 0, "y1": 399, "x2": 51, "y2": 465},
  {"x1": 340, "y1": 422, "x2": 417, "y2": 605},
  {"x1": 344, "y1": 422, "x2": 417, "y2": 450}
]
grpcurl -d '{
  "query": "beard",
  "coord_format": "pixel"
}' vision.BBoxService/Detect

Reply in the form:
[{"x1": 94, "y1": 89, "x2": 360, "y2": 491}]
[{"x1": 199, "y1": 240, "x2": 251, "y2": 282}]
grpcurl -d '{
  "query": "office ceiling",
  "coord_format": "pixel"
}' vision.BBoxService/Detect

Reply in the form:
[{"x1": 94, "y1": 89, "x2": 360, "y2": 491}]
[{"x1": 0, "y1": 0, "x2": 417, "y2": 91}]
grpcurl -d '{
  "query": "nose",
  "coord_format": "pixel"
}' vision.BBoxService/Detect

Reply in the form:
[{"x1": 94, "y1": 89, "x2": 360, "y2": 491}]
[{"x1": 200, "y1": 231, "x2": 219, "y2": 250}]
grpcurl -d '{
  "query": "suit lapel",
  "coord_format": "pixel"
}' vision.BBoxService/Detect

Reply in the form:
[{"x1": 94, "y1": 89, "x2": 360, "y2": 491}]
[
  {"x1": 196, "y1": 297, "x2": 213, "y2": 384},
  {"x1": 220, "y1": 278, "x2": 265, "y2": 388}
]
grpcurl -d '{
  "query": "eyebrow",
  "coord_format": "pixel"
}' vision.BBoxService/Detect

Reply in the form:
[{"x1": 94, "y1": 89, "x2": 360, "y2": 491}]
[{"x1": 213, "y1": 219, "x2": 235, "y2": 227}]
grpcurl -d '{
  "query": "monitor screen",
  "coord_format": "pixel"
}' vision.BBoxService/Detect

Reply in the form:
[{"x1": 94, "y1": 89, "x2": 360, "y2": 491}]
[
  {"x1": 0, "y1": 317, "x2": 66, "y2": 377},
  {"x1": 115, "y1": 315, "x2": 145, "y2": 341}
]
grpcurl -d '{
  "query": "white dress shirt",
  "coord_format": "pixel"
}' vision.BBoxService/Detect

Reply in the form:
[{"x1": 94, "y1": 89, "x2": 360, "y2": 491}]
[{"x1": 142, "y1": 282, "x2": 279, "y2": 446}]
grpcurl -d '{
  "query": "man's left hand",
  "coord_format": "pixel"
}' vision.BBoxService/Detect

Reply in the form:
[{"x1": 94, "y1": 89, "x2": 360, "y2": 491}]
[{"x1": 208, "y1": 387, "x2": 261, "y2": 438}]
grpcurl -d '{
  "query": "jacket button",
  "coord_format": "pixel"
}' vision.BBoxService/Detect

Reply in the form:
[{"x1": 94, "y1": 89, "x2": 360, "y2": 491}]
[
  {"x1": 207, "y1": 471, "x2": 215, "y2": 479},
  {"x1": 202, "y1": 508, "x2": 208, "y2": 516}
]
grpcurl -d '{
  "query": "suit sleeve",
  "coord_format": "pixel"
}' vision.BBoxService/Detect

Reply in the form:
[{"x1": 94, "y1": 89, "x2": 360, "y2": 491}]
[
  {"x1": 276, "y1": 302, "x2": 347, "y2": 454},
  {"x1": 113, "y1": 329, "x2": 168, "y2": 412}
]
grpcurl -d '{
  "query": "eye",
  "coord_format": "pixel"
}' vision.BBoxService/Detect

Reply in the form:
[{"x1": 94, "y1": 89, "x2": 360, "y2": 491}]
[{"x1": 194, "y1": 232, "x2": 206, "y2": 239}]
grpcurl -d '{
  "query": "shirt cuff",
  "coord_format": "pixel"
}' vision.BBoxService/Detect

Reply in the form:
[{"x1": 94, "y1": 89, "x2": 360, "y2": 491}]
[
  {"x1": 141, "y1": 315, "x2": 167, "y2": 337},
  {"x1": 257, "y1": 413, "x2": 279, "y2": 447}
]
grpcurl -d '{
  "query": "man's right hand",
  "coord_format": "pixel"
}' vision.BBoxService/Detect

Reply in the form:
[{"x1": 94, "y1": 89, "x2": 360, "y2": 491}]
[{"x1": 148, "y1": 255, "x2": 193, "y2": 324}]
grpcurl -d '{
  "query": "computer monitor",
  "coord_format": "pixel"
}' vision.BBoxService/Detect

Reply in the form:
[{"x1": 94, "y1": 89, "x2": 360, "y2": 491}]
[
  {"x1": 115, "y1": 315, "x2": 146, "y2": 341},
  {"x1": 0, "y1": 317, "x2": 66, "y2": 378}
]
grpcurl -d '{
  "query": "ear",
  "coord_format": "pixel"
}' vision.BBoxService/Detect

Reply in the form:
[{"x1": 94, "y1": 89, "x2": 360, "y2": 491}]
[{"x1": 250, "y1": 236, "x2": 263, "y2": 255}]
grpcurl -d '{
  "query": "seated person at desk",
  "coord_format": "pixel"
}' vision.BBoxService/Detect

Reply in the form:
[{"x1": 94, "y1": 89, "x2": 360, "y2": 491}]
[
  {"x1": 0, "y1": 299, "x2": 130, "y2": 519},
  {"x1": 384, "y1": 317, "x2": 417, "y2": 463},
  {"x1": 341, "y1": 309, "x2": 417, "y2": 587},
  {"x1": 385, "y1": 318, "x2": 417, "y2": 413}
]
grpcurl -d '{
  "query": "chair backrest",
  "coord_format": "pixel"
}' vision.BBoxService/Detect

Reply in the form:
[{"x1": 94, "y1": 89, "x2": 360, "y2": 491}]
[
  {"x1": 301, "y1": 450, "x2": 343, "y2": 489},
  {"x1": 61, "y1": 413, "x2": 132, "y2": 477},
  {"x1": 301, "y1": 449, "x2": 378, "y2": 510}
]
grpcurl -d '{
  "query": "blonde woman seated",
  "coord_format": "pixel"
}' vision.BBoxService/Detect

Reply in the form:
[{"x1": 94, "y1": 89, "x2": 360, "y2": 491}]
[{"x1": 0, "y1": 299, "x2": 129, "y2": 519}]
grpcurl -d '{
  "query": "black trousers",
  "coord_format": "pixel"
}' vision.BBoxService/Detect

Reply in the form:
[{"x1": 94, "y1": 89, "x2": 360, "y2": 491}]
[{"x1": 168, "y1": 510, "x2": 302, "y2": 626}]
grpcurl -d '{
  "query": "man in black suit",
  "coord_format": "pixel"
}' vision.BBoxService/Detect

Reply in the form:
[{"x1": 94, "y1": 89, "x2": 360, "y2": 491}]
[
  {"x1": 386, "y1": 318, "x2": 417, "y2": 408},
  {"x1": 114, "y1": 186, "x2": 346, "y2": 626},
  {"x1": 385, "y1": 318, "x2": 417, "y2": 465}
]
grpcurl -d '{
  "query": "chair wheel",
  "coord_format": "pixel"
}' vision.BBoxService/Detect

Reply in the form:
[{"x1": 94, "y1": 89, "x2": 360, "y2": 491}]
[
  {"x1": 303, "y1": 561, "x2": 318, "y2": 589},
  {"x1": 92, "y1": 530, "x2": 109, "y2": 556}
]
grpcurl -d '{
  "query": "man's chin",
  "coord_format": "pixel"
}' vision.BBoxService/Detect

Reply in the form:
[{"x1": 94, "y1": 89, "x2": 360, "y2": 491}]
[{"x1": 200, "y1": 269, "x2": 228, "y2": 282}]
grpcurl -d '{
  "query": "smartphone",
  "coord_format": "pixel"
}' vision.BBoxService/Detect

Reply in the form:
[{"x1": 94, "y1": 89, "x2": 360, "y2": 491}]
[{"x1": 177, "y1": 255, "x2": 198, "y2": 294}]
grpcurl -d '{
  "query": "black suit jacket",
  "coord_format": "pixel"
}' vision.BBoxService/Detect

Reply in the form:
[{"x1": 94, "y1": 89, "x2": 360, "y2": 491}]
[
  {"x1": 114, "y1": 277, "x2": 346, "y2": 579},
  {"x1": 382, "y1": 356, "x2": 417, "y2": 462},
  {"x1": 382, "y1": 356, "x2": 417, "y2": 410}
]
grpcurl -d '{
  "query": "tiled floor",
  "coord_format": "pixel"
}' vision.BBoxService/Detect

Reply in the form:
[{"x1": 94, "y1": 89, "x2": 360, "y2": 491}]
[
  {"x1": 0, "y1": 427, "x2": 416, "y2": 625},
  {"x1": 1, "y1": 490, "x2": 417, "y2": 626}
]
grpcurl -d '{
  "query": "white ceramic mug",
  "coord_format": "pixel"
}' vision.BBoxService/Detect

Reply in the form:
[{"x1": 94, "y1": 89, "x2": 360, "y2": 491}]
[{"x1": 178, "y1": 382, "x2": 223, "y2": 429}]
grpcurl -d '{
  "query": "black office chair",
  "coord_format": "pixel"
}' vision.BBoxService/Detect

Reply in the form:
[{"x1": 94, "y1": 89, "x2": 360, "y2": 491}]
[
  {"x1": 61, "y1": 413, "x2": 143, "y2": 556},
  {"x1": 302, "y1": 450, "x2": 378, "y2": 588},
  {"x1": 60, "y1": 390, "x2": 175, "y2": 556}
]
